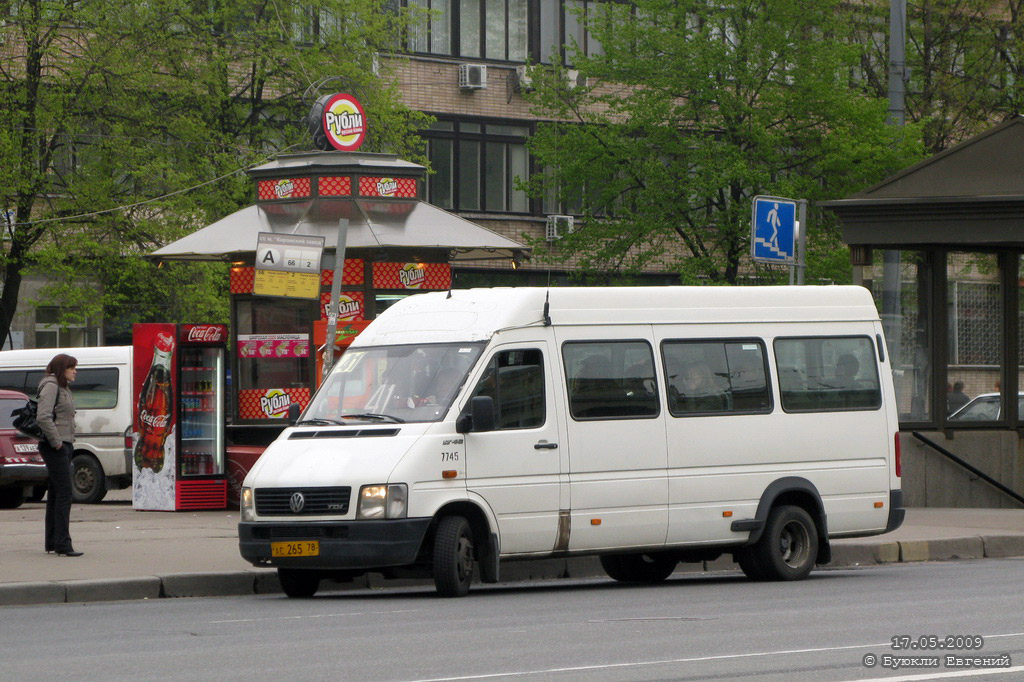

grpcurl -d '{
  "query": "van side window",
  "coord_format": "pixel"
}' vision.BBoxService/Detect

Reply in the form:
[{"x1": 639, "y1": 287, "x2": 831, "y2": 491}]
[
  {"x1": 0, "y1": 368, "x2": 118, "y2": 409},
  {"x1": 662, "y1": 340, "x2": 771, "y2": 416},
  {"x1": 563, "y1": 341, "x2": 658, "y2": 420},
  {"x1": 469, "y1": 349, "x2": 545, "y2": 429},
  {"x1": 774, "y1": 336, "x2": 882, "y2": 412},
  {"x1": 71, "y1": 368, "x2": 119, "y2": 409},
  {"x1": 0, "y1": 370, "x2": 29, "y2": 393}
]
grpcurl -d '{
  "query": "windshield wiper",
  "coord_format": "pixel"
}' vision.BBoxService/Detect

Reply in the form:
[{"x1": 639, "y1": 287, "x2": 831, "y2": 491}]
[
  {"x1": 343, "y1": 413, "x2": 406, "y2": 424},
  {"x1": 295, "y1": 418, "x2": 347, "y2": 426}
]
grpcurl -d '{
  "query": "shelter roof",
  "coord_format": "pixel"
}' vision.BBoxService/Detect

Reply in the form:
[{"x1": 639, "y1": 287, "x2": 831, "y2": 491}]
[
  {"x1": 149, "y1": 151, "x2": 529, "y2": 262},
  {"x1": 820, "y1": 116, "x2": 1024, "y2": 247}
]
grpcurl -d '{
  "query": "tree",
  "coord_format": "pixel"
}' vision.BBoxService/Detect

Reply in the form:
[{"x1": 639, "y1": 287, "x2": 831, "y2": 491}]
[
  {"x1": 852, "y1": 0, "x2": 1012, "y2": 155},
  {"x1": 0, "y1": 0, "x2": 427, "y2": 346},
  {"x1": 522, "y1": 0, "x2": 923, "y2": 285}
]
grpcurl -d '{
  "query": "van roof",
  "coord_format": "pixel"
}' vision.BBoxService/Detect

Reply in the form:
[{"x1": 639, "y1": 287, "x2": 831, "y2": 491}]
[
  {"x1": 0, "y1": 346, "x2": 131, "y2": 367},
  {"x1": 354, "y1": 286, "x2": 881, "y2": 346}
]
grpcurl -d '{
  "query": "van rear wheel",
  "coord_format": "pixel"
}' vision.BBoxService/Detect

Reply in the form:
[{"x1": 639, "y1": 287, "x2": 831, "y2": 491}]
[
  {"x1": 278, "y1": 568, "x2": 320, "y2": 598},
  {"x1": 72, "y1": 454, "x2": 107, "y2": 504},
  {"x1": 745, "y1": 505, "x2": 817, "y2": 581},
  {"x1": 599, "y1": 552, "x2": 677, "y2": 583},
  {"x1": 432, "y1": 515, "x2": 474, "y2": 597}
]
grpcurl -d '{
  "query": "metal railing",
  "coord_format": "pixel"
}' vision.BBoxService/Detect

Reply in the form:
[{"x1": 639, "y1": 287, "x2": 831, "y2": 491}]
[{"x1": 911, "y1": 432, "x2": 1024, "y2": 507}]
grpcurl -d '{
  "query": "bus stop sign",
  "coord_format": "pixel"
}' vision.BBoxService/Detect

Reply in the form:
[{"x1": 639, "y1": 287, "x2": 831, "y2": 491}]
[{"x1": 751, "y1": 196, "x2": 797, "y2": 264}]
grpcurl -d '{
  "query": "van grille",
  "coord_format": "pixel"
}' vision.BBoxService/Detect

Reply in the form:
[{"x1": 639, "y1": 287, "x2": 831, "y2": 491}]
[
  {"x1": 255, "y1": 487, "x2": 351, "y2": 516},
  {"x1": 250, "y1": 525, "x2": 350, "y2": 540}
]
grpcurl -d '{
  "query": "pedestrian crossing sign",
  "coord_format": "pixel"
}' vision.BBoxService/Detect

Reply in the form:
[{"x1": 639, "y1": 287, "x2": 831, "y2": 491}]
[{"x1": 751, "y1": 196, "x2": 797, "y2": 264}]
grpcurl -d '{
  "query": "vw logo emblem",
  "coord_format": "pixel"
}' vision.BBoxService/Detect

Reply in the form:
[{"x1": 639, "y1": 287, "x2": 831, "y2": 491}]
[{"x1": 289, "y1": 492, "x2": 306, "y2": 513}]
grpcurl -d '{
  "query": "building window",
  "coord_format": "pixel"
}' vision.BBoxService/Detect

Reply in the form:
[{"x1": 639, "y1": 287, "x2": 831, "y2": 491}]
[
  {"x1": 402, "y1": 0, "x2": 623, "y2": 63},
  {"x1": 422, "y1": 120, "x2": 530, "y2": 213},
  {"x1": 459, "y1": 0, "x2": 527, "y2": 60},
  {"x1": 538, "y1": 0, "x2": 613, "y2": 64},
  {"x1": 407, "y1": 0, "x2": 453, "y2": 54},
  {"x1": 34, "y1": 307, "x2": 100, "y2": 348}
]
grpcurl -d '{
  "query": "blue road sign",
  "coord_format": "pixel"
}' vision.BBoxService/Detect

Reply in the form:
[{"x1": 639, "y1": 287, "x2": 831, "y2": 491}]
[{"x1": 751, "y1": 196, "x2": 797, "y2": 264}]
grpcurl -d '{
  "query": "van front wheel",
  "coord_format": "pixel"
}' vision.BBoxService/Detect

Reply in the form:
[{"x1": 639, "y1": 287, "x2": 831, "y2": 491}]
[
  {"x1": 72, "y1": 454, "x2": 107, "y2": 504},
  {"x1": 432, "y1": 516, "x2": 474, "y2": 597},
  {"x1": 278, "y1": 568, "x2": 320, "y2": 598},
  {"x1": 599, "y1": 552, "x2": 677, "y2": 583},
  {"x1": 746, "y1": 505, "x2": 817, "y2": 581}
]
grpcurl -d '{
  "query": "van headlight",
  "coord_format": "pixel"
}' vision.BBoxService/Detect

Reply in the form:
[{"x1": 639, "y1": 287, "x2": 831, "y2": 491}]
[
  {"x1": 241, "y1": 487, "x2": 255, "y2": 521},
  {"x1": 356, "y1": 483, "x2": 408, "y2": 519}
]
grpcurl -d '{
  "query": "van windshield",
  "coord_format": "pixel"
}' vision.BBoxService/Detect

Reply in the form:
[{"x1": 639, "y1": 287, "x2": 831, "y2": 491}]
[{"x1": 303, "y1": 343, "x2": 486, "y2": 424}]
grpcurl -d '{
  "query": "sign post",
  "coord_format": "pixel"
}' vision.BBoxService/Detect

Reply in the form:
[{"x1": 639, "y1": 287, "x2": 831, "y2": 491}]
[{"x1": 321, "y1": 219, "x2": 349, "y2": 383}]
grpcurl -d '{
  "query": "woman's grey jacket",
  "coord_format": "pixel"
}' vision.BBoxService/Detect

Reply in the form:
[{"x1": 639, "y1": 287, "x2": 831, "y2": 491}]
[{"x1": 37, "y1": 375, "x2": 76, "y2": 449}]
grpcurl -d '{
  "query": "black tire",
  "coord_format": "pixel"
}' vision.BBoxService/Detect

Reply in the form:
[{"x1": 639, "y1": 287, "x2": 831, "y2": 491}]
[
  {"x1": 432, "y1": 515, "x2": 474, "y2": 597},
  {"x1": 599, "y1": 552, "x2": 678, "y2": 583},
  {"x1": 0, "y1": 486, "x2": 25, "y2": 509},
  {"x1": 72, "y1": 454, "x2": 107, "y2": 504},
  {"x1": 278, "y1": 568, "x2": 320, "y2": 598},
  {"x1": 734, "y1": 547, "x2": 769, "y2": 581},
  {"x1": 27, "y1": 486, "x2": 46, "y2": 503},
  {"x1": 746, "y1": 505, "x2": 818, "y2": 581}
]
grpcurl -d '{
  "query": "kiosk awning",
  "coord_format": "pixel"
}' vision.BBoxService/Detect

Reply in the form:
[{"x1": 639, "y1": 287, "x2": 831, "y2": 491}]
[{"x1": 150, "y1": 198, "x2": 529, "y2": 262}]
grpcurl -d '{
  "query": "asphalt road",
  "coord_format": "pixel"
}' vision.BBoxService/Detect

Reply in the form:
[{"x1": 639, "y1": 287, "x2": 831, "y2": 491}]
[{"x1": 5, "y1": 559, "x2": 1024, "y2": 682}]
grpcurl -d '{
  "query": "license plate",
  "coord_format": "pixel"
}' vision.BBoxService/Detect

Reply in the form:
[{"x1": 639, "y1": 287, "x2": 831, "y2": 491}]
[{"x1": 271, "y1": 541, "x2": 320, "y2": 558}]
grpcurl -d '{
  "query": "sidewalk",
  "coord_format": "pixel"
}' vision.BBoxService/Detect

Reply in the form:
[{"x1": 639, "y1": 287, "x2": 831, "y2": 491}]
[{"x1": 2, "y1": 489, "x2": 1023, "y2": 606}]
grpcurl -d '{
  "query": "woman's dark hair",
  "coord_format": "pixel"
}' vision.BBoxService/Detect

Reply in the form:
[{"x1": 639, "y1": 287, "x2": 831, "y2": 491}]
[{"x1": 46, "y1": 353, "x2": 79, "y2": 388}]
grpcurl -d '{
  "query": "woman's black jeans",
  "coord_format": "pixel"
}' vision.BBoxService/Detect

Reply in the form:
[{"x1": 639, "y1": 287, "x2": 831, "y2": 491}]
[{"x1": 39, "y1": 441, "x2": 74, "y2": 553}]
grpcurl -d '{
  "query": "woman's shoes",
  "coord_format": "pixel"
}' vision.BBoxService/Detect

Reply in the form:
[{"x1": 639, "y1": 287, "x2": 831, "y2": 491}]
[{"x1": 55, "y1": 550, "x2": 84, "y2": 557}]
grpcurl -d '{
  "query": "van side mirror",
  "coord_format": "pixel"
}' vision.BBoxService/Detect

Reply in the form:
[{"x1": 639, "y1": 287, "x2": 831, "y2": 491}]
[
  {"x1": 456, "y1": 396, "x2": 495, "y2": 433},
  {"x1": 287, "y1": 403, "x2": 301, "y2": 425}
]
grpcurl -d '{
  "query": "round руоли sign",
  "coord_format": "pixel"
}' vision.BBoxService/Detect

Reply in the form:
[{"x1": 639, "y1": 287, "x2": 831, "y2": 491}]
[{"x1": 321, "y1": 93, "x2": 366, "y2": 151}]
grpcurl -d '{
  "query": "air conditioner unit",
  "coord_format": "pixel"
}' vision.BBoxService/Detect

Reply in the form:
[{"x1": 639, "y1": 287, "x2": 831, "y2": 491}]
[
  {"x1": 546, "y1": 215, "x2": 575, "y2": 242},
  {"x1": 458, "y1": 63, "x2": 488, "y2": 90},
  {"x1": 514, "y1": 65, "x2": 534, "y2": 93}
]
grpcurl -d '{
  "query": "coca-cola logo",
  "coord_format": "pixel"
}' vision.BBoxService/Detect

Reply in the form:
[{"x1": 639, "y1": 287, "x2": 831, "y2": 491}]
[
  {"x1": 140, "y1": 411, "x2": 170, "y2": 429},
  {"x1": 186, "y1": 325, "x2": 225, "y2": 343}
]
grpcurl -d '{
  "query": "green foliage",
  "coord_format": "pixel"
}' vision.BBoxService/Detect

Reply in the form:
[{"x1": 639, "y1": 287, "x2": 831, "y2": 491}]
[
  {"x1": 522, "y1": 0, "x2": 925, "y2": 285},
  {"x1": 0, "y1": 0, "x2": 427, "y2": 344},
  {"x1": 851, "y1": 0, "x2": 1019, "y2": 154}
]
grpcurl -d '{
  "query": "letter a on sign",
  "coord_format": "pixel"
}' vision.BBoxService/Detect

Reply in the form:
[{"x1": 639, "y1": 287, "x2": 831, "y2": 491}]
[{"x1": 260, "y1": 248, "x2": 278, "y2": 265}]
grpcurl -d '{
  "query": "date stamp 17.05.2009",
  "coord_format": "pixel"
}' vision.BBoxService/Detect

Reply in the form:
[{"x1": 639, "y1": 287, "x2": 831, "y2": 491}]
[{"x1": 861, "y1": 637, "x2": 1012, "y2": 671}]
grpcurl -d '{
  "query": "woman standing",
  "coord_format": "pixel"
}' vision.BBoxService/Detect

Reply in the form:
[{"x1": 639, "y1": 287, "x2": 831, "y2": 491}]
[{"x1": 37, "y1": 353, "x2": 82, "y2": 557}]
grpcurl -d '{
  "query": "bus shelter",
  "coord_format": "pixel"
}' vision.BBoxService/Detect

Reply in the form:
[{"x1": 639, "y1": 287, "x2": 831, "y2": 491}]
[{"x1": 821, "y1": 116, "x2": 1024, "y2": 508}]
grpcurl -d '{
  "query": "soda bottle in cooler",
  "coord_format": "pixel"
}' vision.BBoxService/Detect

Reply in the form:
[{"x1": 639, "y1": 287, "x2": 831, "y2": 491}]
[{"x1": 135, "y1": 332, "x2": 175, "y2": 473}]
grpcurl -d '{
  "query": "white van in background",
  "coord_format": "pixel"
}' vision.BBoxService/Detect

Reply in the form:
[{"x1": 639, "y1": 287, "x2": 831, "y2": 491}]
[
  {"x1": 0, "y1": 346, "x2": 133, "y2": 503},
  {"x1": 239, "y1": 286, "x2": 904, "y2": 598}
]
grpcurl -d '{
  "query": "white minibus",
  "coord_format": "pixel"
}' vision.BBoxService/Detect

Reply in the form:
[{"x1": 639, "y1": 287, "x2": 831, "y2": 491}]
[
  {"x1": 239, "y1": 287, "x2": 904, "y2": 597},
  {"x1": 0, "y1": 346, "x2": 132, "y2": 502}
]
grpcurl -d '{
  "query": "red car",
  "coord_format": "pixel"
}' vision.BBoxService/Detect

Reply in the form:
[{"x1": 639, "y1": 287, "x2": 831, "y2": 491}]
[{"x1": 0, "y1": 389, "x2": 47, "y2": 508}]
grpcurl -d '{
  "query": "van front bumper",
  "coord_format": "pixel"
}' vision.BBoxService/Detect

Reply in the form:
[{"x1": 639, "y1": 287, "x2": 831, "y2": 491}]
[{"x1": 238, "y1": 518, "x2": 432, "y2": 570}]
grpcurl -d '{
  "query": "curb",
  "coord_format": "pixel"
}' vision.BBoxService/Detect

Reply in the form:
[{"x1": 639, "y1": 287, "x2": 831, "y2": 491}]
[{"x1": 2, "y1": 534, "x2": 1022, "y2": 607}]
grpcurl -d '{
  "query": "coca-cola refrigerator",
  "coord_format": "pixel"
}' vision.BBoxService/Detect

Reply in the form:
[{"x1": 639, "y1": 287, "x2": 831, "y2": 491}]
[{"x1": 132, "y1": 323, "x2": 228, "y2": 511}]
